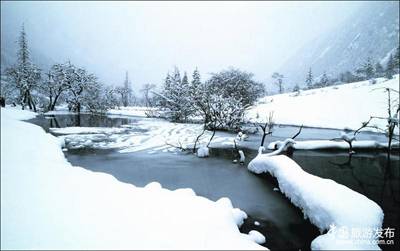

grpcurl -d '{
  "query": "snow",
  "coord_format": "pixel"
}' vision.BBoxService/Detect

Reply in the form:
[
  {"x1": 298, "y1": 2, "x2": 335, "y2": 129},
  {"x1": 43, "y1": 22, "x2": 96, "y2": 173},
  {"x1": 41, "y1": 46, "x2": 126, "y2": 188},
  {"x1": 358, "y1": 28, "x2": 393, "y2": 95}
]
[
  {"x1": 197, "y1": 145, "x2": 210, "y2": 158},
  {"x1": 50, "y1": 127, "x2": 127, "y2": 135},
  {"x1": 247, "y1": 76, "x2": 400, "y2": 131},
  {"x1": 246, "y1": 230, "x2": 266, "y2": 245},
  {"x1": 106, "y1": 106, "x2": 156, "y2": 118},
  {"x1": 254, "y1": 221, "x2": 260, "y2": 226},
  {"x1": 53, "y1": 119, "x2": 232, "y2": 154},
  {"x1": 248, "y1": 154, "x2": 383, "y2": 250},
  {"x1": 268, "y1": 139, "x2": 398, "y2": 150},
  {"x1": 1, "y1": 107, "x2": 265, "y2": 250},
  {"x1": 239, "y1": 150, "x2": 245, "y2": 164}
]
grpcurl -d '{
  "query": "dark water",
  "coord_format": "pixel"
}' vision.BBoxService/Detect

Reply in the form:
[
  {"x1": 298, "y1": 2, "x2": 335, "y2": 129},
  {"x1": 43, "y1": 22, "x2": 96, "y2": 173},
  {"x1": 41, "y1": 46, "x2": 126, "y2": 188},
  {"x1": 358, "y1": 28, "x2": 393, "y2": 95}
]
[{"x1": 29, "y1": 113, "x2": 399, "y2": 250}]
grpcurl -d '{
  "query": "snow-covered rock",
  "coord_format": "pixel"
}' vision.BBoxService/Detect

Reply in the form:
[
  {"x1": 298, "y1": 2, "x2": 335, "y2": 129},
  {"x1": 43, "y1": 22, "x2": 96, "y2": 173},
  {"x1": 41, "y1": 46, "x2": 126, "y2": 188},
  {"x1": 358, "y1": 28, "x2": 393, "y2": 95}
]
[{"x1": 197, "y1": 145, "x2": 209, "y2": 158}]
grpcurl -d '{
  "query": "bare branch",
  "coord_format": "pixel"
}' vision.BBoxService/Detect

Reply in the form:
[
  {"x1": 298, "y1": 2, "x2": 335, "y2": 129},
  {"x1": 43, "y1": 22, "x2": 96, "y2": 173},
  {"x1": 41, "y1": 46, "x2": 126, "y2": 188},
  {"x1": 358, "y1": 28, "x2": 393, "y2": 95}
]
[
  {"x1": 207, "y1": 130, "x2": 216, "y2": 147},
  {"x1": 292, "y1": 125, "x2": 303, "y2": 139}
]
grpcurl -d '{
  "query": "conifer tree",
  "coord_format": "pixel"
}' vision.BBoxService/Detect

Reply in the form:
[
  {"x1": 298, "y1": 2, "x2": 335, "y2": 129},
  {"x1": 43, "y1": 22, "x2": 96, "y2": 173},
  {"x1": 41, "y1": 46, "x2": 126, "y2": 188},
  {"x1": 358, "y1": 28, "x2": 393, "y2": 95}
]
[
  {"x1": 321, "y1": 71, "x2": 328, "y2": 87},
  {"x1": 5, "y1": 24, "x2": 41, "y2": 111},
  {"x1": 394, "y1": 45, "x2": 400, "y2": 69},
  {"x1": 375, "y1": 62, "x2": 384, "y2": 78},
  {"x1": 364, "y1": 57, "x2": 374, "y2": 79},
  {"x1": 306, "y1": 68, "x2": 314, "y2": 89},
  {"x1": 293, "y1": 84, "x2": 300, "y2": 92},
  {"x1": 386, "y1": 54, "x2": 395, "y2": 79}
]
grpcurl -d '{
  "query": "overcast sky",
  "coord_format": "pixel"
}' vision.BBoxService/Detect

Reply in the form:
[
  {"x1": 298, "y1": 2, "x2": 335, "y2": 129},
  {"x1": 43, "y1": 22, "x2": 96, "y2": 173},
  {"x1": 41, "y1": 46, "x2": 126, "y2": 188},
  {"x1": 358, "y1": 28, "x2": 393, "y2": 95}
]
[{"x1": 1, "y1": 1, "x2": 363, "y2": 93}]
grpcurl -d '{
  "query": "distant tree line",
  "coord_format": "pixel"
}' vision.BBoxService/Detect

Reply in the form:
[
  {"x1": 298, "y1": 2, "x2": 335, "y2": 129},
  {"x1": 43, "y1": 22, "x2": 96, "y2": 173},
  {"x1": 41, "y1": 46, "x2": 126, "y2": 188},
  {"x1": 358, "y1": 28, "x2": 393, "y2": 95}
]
[
  {"x1": 1, "y1": 24, "x2": 268, "y2": 132},
  {"x1": 270, "y1": 45, "x2": 400, "y2": 93},
  {"x1": 1, "y1": 24, "x2": 136, "y2": 113}
]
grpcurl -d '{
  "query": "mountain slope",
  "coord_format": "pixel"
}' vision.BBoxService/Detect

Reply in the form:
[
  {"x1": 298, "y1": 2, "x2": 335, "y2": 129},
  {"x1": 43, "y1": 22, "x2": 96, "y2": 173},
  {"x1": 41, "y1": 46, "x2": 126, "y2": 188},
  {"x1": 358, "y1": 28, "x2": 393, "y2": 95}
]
[{"x1": 278, "y1": 1, "x2": 399, "y2": 90}]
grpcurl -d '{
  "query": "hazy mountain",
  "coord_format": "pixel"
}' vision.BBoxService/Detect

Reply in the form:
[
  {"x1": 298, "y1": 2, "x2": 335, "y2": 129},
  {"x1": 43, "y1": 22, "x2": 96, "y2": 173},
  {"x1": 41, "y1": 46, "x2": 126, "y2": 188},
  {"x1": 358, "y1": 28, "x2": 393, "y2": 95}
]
[{"x1": 277, "y1": 1, "x2": 399, "y2": 90}]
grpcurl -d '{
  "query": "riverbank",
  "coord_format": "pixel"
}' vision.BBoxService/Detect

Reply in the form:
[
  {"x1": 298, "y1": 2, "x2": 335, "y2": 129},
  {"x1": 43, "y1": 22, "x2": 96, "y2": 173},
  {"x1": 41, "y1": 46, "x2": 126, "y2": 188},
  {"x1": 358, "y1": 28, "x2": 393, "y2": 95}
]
[{"x1": 0, "y1": 107, "x2": 265, "y2": 249}]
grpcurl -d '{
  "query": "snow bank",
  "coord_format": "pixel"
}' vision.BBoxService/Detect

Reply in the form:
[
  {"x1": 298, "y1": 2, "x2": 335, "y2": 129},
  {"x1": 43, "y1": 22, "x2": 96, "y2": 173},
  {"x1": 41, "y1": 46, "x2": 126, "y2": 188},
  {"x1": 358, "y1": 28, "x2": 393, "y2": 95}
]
[
  {"x1": 107, "y1": 106, "x2": 155, "y2": 117},
  {"x1": 248, "y1": 154, "x2": 383, "y2": 250},
  {"x1": 1, "y1": 108, "x2": 265, "y2": 250},
  {"x1": 247, "y1": 76, "x2": 399, "y2": 131},
  {"x1": 50, "y1": 127, "x2": 127, "y2": 135},
  {"x1": 268, "y1": 139, "x2": 398, "y2": 150}
]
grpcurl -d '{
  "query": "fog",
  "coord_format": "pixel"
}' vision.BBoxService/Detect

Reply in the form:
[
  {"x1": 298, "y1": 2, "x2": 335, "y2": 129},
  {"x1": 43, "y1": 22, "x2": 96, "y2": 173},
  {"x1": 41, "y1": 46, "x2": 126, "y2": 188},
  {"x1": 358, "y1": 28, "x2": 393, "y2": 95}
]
[{"x1": 1, "y1": 1, "x2": 363, "y2": 92}]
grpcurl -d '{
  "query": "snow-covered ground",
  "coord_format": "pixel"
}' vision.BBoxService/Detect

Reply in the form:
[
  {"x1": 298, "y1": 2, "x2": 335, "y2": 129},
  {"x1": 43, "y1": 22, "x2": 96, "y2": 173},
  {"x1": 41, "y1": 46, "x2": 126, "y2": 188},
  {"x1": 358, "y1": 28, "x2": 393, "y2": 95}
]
[
  {"x1": 247, "y1": 76, "x2": 400, "y2": 131},
  {"x1": 248, "y1": 154, "x2": 384, "y2": 250},
  {"x1": 268, "y1": 139, "x2": 399, "y2": 150},
  {"x1": 106, "y1": 106, "x2": 155, "y2": 117},
  {"x1": 1, "y1": 108, "x2": 265, "y2": 249},
  {"x1": 52, "y1": 120, "x2": 233, "y2": 153}
]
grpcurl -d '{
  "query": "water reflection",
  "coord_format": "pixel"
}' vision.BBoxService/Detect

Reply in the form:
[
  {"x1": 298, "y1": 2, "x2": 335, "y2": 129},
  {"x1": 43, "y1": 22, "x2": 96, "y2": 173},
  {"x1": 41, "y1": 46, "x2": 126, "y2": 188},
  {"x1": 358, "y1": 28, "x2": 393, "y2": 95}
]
[{"x1": 30, "y1": 113, "x2": 140, "y2": 132}]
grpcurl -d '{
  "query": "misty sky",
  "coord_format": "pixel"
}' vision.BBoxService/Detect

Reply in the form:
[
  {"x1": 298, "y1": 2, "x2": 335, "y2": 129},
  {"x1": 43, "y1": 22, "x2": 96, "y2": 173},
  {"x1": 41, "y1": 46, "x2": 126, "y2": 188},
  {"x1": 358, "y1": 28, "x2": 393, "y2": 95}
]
[{"x1": 1, "y1": 1, "x2": 364, "y2": 93}]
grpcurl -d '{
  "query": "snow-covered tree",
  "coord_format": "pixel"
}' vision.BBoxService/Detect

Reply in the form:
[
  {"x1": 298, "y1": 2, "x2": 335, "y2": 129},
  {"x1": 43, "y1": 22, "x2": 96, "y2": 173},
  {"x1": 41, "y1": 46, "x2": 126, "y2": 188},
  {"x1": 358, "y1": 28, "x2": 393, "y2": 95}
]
[
  {"x1": 5, "y1": 24, "x2": 42, "y2": 111},
  {"x1": 157, "y1": 66, "x2": 192, "y2": 122},
  {"x1": 189, "y1": 67, "x2": 202, "y2": 98},
  {"x1": 271, "y1": 72, "x2": 284, "y2": 94},
  {"x1": 82, "y1": 77, "x2": 104, "y2": 113},
  {"x1": 116, "y1": 71, "x2": 133, "y2": 107},
  {"x1": 364, "y1": 57, "x2": 374, "y2": 80},
  {"x1": 292, "y1": 84, "x2": 300, "y2": 92},
  {"x1": 207, "y1": 67, "x2": 265, "y2": 106},
  {"x1": 67, "y1": 67, "x2": 97, "y2": 113},
  {"x1": 375, "y1": 62, "x2": 385, "y2": 78},
  {"x1": 320, "y1": 71, "x2": 328, "y2": 87},
  {"x1": 140, "y1": 83, "x2": 157, "y2": 107},
  {"x1": 306, "y1": 68, "x2": 314, "y2": 89},
  {"x1": 394, "y1": 45, "x2": 400, "y2": 70},
  {"x1": 104, "y1": 85, "x2": 119, "y2": 110},
  {"x1": 385, "y1": 54, "x2": 395, "y2": 79}
]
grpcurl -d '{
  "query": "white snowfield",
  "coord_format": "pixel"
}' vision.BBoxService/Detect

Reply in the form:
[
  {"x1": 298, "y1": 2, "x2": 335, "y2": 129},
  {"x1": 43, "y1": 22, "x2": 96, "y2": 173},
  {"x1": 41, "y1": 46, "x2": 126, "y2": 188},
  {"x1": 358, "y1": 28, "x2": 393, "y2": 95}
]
[
  {"x1": 54, "y1": 120, "x2": 232, "y2": 153},
  {"x1": 268, "y1": 139, "x2": 399, "y2": 150},
  {"x1": 107, "y1": 106, "x2": 155, "y2": 117},
  {"x1": 248, "y1": 154, "x2": 384, "y2": 250},
  {"x1": 1, "y1": 108, "x2": 266, "y2": 250},
  {"x1": 50, "y1": 126, "x2": 127, "y2": 135},
  {"x1": 247, "y1": 75, "x2": 400, "y2": 131}
]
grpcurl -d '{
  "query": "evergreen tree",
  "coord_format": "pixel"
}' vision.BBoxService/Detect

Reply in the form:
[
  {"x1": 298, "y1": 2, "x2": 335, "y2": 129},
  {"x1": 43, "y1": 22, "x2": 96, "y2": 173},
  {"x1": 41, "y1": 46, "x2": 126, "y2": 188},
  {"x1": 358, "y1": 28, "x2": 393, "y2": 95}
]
[
  {"x1": 116, "y1": 71, "x2": 133, "y2": 107},
  {"x1": 189, "y1": 67, "x2": 202, "y2": 99},
  {"x1": 293, "y1": 84, "x2": 300, "y2": 92},
  {"x1": 320, "y1": 71, "x2": 328, "y2": 87},
  {"x1": 385, "y1": 54, "x2": 395, "y2": 79},
  {"x1": 158, "y1": 66, "x2": 192, "y2": 122},
  {"x1": 306, "y1": 68, "x2": 314, "y2": 89},
  {"x1": 394, "y1": 45, "x2": 400, "y2": 69},
  {"x1": 364, "y1": 57, "x2": 374, "y2": 79},
  {"x1": 5, "y1": 24, "x2": 41, "y2": 111},
  {"x1": 375, "y1": 62, "x2": 384, "y2": 78}
]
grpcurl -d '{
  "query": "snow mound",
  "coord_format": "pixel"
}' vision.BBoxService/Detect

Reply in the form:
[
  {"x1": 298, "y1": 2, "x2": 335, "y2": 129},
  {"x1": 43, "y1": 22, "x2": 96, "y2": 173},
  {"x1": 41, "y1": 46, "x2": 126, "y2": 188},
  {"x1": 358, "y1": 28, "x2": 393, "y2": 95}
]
[
  {"x1": 1, "y1": 108, "x2": 265, "y2": 250},
  {"x1": 197, "y1": 145, "x2": 209, "y2": 157},
  {"x1": 248, "y1": 154, "x2": 383, "y2": 250},
  {"x1": 246, "y1": 230, "x2": 266, "y2": 244},
  {"x1": 268, "y1": 140, "x2": 398, "y2": 150}
]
